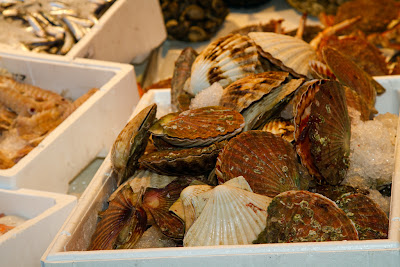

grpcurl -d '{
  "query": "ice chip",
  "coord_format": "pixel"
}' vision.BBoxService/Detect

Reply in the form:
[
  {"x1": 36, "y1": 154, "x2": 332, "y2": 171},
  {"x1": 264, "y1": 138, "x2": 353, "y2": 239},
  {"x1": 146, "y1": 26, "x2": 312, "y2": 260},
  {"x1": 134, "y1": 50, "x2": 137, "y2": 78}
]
[{"x1": 190, "y1": 82, "x2": 223, "y2": 109}]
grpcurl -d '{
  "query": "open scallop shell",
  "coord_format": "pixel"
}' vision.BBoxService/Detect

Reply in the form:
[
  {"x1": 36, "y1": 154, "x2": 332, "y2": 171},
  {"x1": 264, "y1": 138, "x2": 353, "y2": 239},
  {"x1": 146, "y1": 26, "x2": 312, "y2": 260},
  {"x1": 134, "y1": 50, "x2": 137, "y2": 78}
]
[
  {"x1": 254, "y1": 190, "x2": 358, "y2": 243},
  {"x1": 150, "y1": 106, "x2": 245, "y2": 147},
  {"x1": 249, "y1": 32, "x2": 317, "y2": 78},
  {"x1": 183, "y1": 179, "x2": 272, "y2": 246},
  {"x1": 216, "y1": 131, "x2": 309, "y2": 197},
  {"x1": 337, "y1": 193, "x2": 389, "y2": 240},
  {"x1": 189, "y1": 33, "x2": 263, "y2": 95}
]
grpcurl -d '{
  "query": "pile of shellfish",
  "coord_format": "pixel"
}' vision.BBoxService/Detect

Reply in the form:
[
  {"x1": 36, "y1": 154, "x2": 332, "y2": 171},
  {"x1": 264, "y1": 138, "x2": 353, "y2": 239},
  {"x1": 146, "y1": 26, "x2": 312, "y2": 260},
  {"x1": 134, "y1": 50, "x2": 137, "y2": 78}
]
[{"x1": 88, "y1": 28, "x2": 394, "y2": 249}]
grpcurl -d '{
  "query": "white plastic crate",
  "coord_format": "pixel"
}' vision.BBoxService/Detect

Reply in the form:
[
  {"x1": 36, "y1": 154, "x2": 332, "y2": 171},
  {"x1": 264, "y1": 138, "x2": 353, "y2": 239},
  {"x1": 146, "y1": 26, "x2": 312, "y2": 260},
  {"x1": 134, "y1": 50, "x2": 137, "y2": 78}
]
[
  {"x1": 41, "y1": 77, "x2": 400, "y2": 266},
  {"x1": 0, "y1": 188, "x2": 76, "y2": 267},
  {"x1": 0, "y1": 50, "x2": 139, "y2": 193}
]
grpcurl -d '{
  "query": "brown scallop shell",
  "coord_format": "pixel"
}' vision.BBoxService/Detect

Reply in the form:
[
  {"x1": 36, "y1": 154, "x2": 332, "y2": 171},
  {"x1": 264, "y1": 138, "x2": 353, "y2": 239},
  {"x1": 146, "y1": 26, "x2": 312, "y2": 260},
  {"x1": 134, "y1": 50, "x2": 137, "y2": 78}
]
[
  {"x1": 295, "y1": 80, "x2": 351, "y2": 185},
  {"x1": 216, "y1": 130, "x2": 309, "y2": 198},
  {"x1": 150, "y1": 106, "x2": 245, "y2": 147},
  {"x1": 336, "y1": 193, "x2": 389, "y2": 240},
  {"x1": 139, "y1": 140, "x2": 227, "y2": 176},
  {"x1": 261, "y1": 118, "x2": 295, "y2": 143},
  {"x1": 311, "y1": 184, "x2": 369, "y2": 202},
  {"x1": 142, "y1": 179, "x2": 191, "y2": 239},
  {"x1": 88, "y1": 185, "x2": 147, "y2": 250},
  {"x1": 254, "y1": 190, "x2": 359, "y2": 243},
  {"x1": 111, "y1": 104, "x2": 157, "y2": 185},
  {"x1": 322, "y1": 46, "x2": 382, "y2": 111},
  {"x1": 344, "y1": 86, "x2": 371, "y2": 121}
]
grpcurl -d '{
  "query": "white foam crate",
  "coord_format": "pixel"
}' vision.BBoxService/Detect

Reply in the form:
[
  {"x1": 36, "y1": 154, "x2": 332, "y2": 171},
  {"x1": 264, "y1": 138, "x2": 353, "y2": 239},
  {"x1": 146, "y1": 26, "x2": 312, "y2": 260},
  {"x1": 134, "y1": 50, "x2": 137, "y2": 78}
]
[
  {"x1": 41, "y1": 77, "x2": 400, "y2": 266},
  {"x1": 0, "y1": 188, "x2": 76, "y2": 267},
  {"x1": 0, "y1": 50, "x2": 139, "y2": 193},
  {"x1": 2, "y1": 0, "x2": 166, "y2": 64}
]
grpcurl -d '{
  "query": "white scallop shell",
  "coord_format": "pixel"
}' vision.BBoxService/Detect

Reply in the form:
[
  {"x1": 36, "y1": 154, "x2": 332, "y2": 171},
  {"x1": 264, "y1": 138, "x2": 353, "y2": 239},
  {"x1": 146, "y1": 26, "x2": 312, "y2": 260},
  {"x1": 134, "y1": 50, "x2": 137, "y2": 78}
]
[
  {"x1": 248, "y1": 32, "x2": 317, "y2": 78},
  {"x1": 188, "y1": 33, "x2": 262, "y2": 95},
  {"x1": 183, "y1": 180, "x2": 272, "y2": 246}
]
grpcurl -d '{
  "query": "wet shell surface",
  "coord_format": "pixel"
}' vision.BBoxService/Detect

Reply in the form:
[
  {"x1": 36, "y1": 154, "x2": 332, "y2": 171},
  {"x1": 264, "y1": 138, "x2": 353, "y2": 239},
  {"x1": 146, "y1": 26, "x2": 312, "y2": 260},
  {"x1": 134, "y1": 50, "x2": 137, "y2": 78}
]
[
  {"x1": 111, "y1": 104, "x2": 157, "y2": 185},
  {"x1": 216, "y1": 130, "x2": 309, "y2": 197},
  {"x1": 295, "y1": 80, "x2": 351, "y2": 185},
  {"x1": 189, "y1": 33, "x2": 263, "y2": 95},
  {"x1": 88, "y1": 185, "x2": 147, "y2": 250},
  {"x1": 248, "y1": 32, "x2": 317, "y2": 78},
  {"x1": 255, "y1": 190, "x2": 359, "y2": 243},
  {"x1": 139, "y1": 141, "x2": 227, "y2": 176},
  {"x1": 150, "y1": 106, "x2": 245, "y2": 147},
  {"x1": 183, "y1": 179, "x2": 272, "y2": 246},
  {"x1": 336, "y1": 193, "x2": 389, "y2": 240},
  {"x1": 261, "y1": 118, "x2": 295, "y2": 143}
]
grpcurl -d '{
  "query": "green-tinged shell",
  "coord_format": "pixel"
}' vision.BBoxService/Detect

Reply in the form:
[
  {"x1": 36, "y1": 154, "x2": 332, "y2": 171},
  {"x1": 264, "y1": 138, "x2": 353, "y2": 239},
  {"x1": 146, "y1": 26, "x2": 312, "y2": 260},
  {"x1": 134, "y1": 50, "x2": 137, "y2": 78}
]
[
  {"x1": 336, "y1": 193, "x2": 389, "y2": 240},
  {"x1": 254, "y1": 190, "x2": 359, "y2": 243},
  {"x1": 88, "y1": 185, "x2": 147, "y2": 250},
  {"x1": 261, "y1": 118, "x2": 295, "y2": 143},
  {"x1": 322, "y1": 46, "x2": 382, "y2": 111},
  {"x1": 311, "y1": 184, "x2": 369, "y2": 202},
  {"x1": 189, "y1": 33, "x2": 263, "y2": 95},
  {"x1": 216, "y1": 131, "x2": 309, "y2": 197},
  {"x1": 295, "y1": 80, "x2": 351, "y2": 185},
  {"x1": 139, "y1": 140, "x2": 227, "y2": 176},
  {"x1": 220, "y1": 71, "x2": 289, "y2": 112},
  {"x1": 150, "y1": 106, "x2": 245, "y2": 147},
  {"x1": 183, "y1": 178, "x2": 272, "y2": 246},
  {"x1": 142, "y1": 179, "x2": 191, "y2": 239},
  {"x1": 111, "y1": 104, "x2": 157, "y2": 185}
]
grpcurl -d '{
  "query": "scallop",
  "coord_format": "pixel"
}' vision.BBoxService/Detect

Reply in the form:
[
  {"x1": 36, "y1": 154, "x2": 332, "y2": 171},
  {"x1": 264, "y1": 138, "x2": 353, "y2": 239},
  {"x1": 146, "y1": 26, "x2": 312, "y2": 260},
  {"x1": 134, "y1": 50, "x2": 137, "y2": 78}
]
[
  {"x1": 183, "y1": 178, "x2": 272, "y2": 246},
  {"x1": 111, "y1": 104, "x2": 157, "y2": 185},
  {"x1": 254, "y1": 190, "x2": 359, "y2": 243},
  {"x1": 216, "y1": 130, "x2": 310, "y2": 198},
  {"x1": 150, "y1": 106, "x2": 245, "y2": 147},
  {"x1": 188, "y1": 33, "x2": 263, "y2": 95},
  {"x1": 248, "y1": 32, "x2": 317, "y2": 78}
]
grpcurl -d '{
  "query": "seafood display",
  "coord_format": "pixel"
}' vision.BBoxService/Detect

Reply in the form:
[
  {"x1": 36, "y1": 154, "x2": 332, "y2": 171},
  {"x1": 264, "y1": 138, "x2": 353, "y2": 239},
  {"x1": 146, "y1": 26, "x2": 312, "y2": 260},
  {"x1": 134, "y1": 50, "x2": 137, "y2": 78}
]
[
  {"x1": 0, "y1": 72, "x2": 98, "y2": 169},
  {"x1": 0, "y1": 0, "x2": 116, "y2": 55}
]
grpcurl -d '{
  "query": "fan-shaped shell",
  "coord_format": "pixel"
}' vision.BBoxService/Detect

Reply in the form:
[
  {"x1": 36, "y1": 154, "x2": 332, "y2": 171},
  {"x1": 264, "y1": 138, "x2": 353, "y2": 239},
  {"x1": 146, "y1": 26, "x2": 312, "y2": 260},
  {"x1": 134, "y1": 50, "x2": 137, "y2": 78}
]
[
  {"x1": 249, "y1": 32, "x2": 317, "y2": 78},
  {"x1": 183, "y1": 181, "x2": 272, "y2": 246},
  {"x1": 216, "y1": 130, "x2": 309, "y2": 197},
  {"x1": 295, "y1": 80, "x2": 351, "y2": 185},
  {"x1": 344, "y1": 86, "x2": 371, "y2": 121},
  {"x1": 111, "y1": 104, "x2": 157, "y2": 185},
  {"x1": 261, "y1": 118, "x2": 295, "y2": 143},
  {"x1": 139, "y1": 141, "x2": 227, "y2": 176},
  {"x1": 255, "y1": 190, "x2": 358, "y2": 243},
  {"x1": 337, "y1": 193, "x2": 389, "y2": 240},
  {"x1": 150, "y1": 106, "x2": 245, "y2": 147},
  {"x1": 189, "y1": 33, "x2": 263, "y2": 95}
]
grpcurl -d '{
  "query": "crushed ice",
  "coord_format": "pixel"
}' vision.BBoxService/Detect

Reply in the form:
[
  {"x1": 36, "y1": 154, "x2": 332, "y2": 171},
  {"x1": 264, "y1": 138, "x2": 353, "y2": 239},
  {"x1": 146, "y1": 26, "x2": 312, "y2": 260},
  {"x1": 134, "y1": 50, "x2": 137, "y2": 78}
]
[{"x1": 189, "y1": 82, "x2": 223, "y2": 109}]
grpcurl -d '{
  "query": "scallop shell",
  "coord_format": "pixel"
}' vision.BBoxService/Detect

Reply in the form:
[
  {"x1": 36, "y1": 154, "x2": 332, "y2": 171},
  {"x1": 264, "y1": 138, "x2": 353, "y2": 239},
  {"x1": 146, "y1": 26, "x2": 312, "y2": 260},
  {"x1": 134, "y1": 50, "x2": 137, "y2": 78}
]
[
  {"x1": 254, "y1": 190, "x2": 358, "y2": 243},
  {"x1": 311, "y1": 184, "x2": 369, "y2": 202},
  {"x1": 138, "y1": 140, "x2": 227, "y2": 176},
  {"x1": 248, "y1": 32, "x2": 317, "y2": 78},
  {"x1": 309, "y1": 60, "x2": 335, "y2": 80},
  {"x1": 88, "y1": 184, "x2": 147, "y2": 250},
  {"x1": 322, "y1": 46, "x2": 381, "y2": 110},
  {"x1": 150, "y1": 106, "x2": 245, "y2": 147},
  {"x1": 216, "y1": 130, "x2": 309, "y2": 197},
  {"x1": 261, "y1": 118, "x2": 295, "y2": 143},
  {"x1": 142, "y1": 179, "x2": 191, "y2": 239},
  {"x1": 337, "y1": 193, "x2": 389, "y2": 240},
  {"x1": 183, "y1": 180, "x2": 272, "y2": 246},
  {"x1": 111, "y1": 104, "x2": 157, "y2": 185},
  {"x1": 344, "y1": 86, "x2": 371, "y2": 121},
  {"x1": 295, "y1": 80, "x2": 351, "y2": 185},
  {"x1": 189, "y1": 33, "x2": 263, "y2": 95}
]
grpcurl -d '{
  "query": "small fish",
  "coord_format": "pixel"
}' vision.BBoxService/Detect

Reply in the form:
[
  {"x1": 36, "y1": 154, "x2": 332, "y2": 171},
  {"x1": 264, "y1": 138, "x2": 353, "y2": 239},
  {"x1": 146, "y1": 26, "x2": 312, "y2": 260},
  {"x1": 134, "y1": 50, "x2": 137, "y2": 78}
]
[{"x1": 26, "y1": 14, "x2": 46, "y2": 38}]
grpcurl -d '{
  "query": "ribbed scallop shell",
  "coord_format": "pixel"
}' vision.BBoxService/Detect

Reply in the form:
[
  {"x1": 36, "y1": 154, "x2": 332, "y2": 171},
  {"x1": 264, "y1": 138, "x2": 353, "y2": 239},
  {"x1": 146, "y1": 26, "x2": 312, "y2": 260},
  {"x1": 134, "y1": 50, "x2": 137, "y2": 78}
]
[
  {"x1": 220, "y1": 71, "x2": 289, "y2": 112},
  {"x1": 216, "y1": 130, "x2": 309, "y2": 197},
  {"x1": 344, "y1": 86, "x2": 371, "y2": 121},
  {"x1": 111, "y1": 104, "x2": 157, "y2": 185},
  {"x1": 309, "y1": 60, "x2": 335, "y2": 80},
  {"x1": 337, "y1": 193, "x2": 389, "y2": 240},
  {"x1": 183, "y1": 182, "x2": 272, "y2": 246},
  {"x1": 150, "y1": 106, "x2": 245, "y2": 147},
  {"x1": 189, "y1": 33, "x2": 263, "y2": 95},
  {"x1": 255, "y1": 190, "x2": 358, "y2": 243},
  {"x1": 322, "y1": 46, "x2": 381, "y2": 110},
  {"x1": 261, "y1": 118, "x2": 295, "y2": 143},
  {"x1": 138, "y1": 141, "x2": 227, "y2": 176},
  {"x1": 249, "y1": 32, "x2": 317, "y2": 78},
  {"x1": 88, "y1": 185, "x2": 147, "y2": 250}
]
